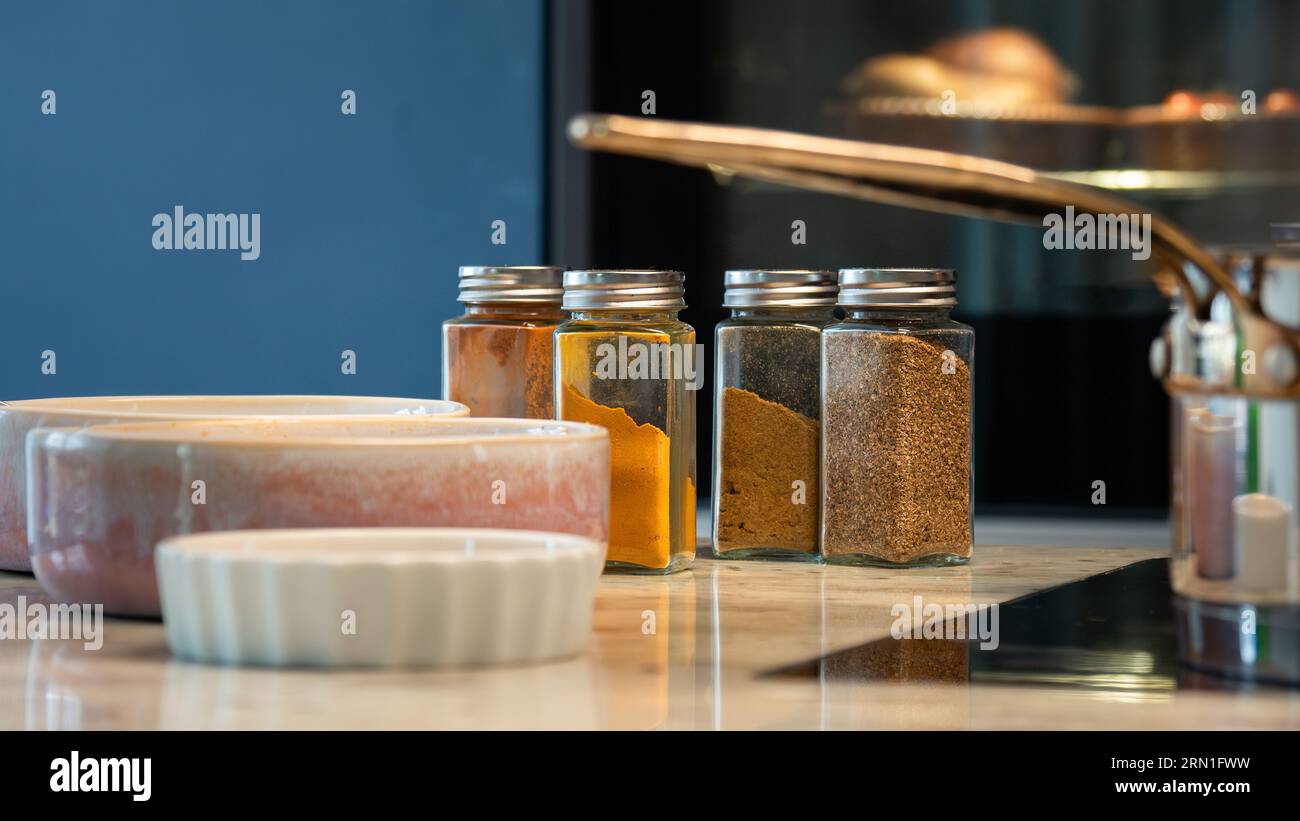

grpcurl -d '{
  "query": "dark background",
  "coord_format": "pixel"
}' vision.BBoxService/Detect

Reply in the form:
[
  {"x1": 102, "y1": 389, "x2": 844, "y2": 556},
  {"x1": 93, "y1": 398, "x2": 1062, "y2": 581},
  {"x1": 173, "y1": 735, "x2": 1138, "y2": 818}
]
[{"x1": 549, "y1": 0, "x2": 1300, "y2": 517}]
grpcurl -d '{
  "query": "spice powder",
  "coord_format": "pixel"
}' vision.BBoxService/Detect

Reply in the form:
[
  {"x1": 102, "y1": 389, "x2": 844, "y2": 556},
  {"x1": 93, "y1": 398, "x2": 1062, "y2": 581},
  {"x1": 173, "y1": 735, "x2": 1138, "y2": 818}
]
[
  {"x1": 444, "y1": 323, "x2": 555, "y2": 418},
  {"x1": 715, "y1": 387, "x2": 819, "y2": 554},
  {"x1": 562, "y1": 383, "x2": 682, "y2": 569},
  {"x1": 821, "y1": 332, "x2": 971, "y2": 563}
]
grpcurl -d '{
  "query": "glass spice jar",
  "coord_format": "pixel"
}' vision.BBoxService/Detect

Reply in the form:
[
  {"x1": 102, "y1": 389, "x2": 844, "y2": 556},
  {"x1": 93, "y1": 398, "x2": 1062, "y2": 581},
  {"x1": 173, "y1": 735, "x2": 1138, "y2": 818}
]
[
  {"x1": 712, "y1": 269, "x2": 838, "y2": 560},
  {"x1": 442, "y1": 265, "x2": 566, "y2": 418},
  {"x1": 821, "y1": 268, "x2": 974, "y2": 566},
  {"x1": 555, "y1": 270, "x2": 697, "y2": 573}
]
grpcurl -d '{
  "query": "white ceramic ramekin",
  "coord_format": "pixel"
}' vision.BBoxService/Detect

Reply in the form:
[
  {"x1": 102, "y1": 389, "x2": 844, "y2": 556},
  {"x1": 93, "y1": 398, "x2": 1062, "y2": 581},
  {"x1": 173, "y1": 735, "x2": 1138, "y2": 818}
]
[
  {"x1": 0, "y1": 395, "x2": 467, "y2": 571},
  {"x1": 28, "y1": 417, "x2": 609, "y2": 616},
  {"x1": 155, "y1": 528, "x2": 604, "y2": 668}
]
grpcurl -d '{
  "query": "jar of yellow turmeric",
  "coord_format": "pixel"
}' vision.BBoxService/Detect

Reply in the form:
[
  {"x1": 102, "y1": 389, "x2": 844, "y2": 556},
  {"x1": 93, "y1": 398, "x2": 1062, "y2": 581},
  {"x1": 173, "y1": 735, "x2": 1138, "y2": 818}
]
[{"x1": 555, "y1": 270, "x2": 697, "y2": 573}]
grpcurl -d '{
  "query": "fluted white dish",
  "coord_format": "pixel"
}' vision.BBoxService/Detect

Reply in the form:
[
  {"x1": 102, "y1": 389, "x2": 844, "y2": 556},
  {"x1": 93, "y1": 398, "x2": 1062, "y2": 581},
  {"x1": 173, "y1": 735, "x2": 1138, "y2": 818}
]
[{"x1": 155, "y1": 528, "x2": 605, "y2": 668}]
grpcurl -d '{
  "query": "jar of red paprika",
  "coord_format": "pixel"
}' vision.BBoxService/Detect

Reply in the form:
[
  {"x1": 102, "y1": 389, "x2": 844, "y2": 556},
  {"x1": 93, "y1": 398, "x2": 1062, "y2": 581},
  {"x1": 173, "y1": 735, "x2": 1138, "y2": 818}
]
[{"x1": 442, "y1": 265, "x2": 566, "y2": 418}]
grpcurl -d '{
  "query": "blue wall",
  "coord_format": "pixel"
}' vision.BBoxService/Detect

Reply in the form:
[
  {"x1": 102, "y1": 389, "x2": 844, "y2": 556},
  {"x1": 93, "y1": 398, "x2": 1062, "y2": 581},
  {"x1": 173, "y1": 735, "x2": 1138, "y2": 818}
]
[{"x1": 0, "y1": 0, "x2": 545, "y2": 400}]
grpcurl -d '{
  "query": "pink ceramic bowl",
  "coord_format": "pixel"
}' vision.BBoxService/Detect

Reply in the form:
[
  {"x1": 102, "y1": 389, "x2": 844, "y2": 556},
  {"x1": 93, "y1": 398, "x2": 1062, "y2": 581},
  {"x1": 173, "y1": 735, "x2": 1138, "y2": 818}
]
[
  {"x1": 0, "y1": 395, "x2": 467, "y2": 572},
  {"x1": 27, "y1": 417, "x2": 609, "y2": 616}
]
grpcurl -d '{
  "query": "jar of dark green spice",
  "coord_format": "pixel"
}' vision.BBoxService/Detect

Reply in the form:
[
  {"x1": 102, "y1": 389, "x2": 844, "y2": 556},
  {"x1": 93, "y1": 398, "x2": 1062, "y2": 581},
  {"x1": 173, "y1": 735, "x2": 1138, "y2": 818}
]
[
  {"x1": 712, "y1": 269, "x2": 838, "y2": 560},
  {"x1": 820, "y1": 268, "x2": 973, "y2": 567}
]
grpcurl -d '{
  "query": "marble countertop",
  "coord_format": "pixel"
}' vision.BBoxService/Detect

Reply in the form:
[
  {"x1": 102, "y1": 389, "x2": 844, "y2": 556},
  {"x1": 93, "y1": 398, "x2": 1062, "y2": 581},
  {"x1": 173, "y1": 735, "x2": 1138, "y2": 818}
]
[{"x1": 2, "y1": 543, "x2": 1297, "y2": 730}]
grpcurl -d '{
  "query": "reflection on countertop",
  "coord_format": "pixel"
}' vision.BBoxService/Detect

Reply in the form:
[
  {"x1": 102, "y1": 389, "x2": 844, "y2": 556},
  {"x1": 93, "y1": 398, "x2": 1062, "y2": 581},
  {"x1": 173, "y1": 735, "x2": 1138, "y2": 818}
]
[{"x1": 2, "y1": 543, "x2": 1298, "y2": 730}]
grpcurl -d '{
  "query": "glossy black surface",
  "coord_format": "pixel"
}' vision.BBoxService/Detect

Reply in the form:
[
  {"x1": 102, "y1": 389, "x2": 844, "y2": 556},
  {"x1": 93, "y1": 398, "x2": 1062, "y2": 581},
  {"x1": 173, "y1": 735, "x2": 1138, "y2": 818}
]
[{"x1": 771, "y1": 558, "x2": 1294, "y2": 692}]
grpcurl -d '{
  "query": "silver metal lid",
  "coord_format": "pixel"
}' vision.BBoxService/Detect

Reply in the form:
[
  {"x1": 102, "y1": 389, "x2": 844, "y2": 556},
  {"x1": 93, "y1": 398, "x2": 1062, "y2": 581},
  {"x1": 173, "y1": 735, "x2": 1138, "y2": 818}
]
[
  {"x1": 458, "y1": 266, "x2": 566, "y2": 304},
  {"x1": 562, "y1": 270, "x2": 686, "y2": 311},
  {"x1": 723, "y1": 269, "x2": 838, "y2": 308},
  {"x1": 837, "y1": 268, "x2": 957, "y2": 307}
]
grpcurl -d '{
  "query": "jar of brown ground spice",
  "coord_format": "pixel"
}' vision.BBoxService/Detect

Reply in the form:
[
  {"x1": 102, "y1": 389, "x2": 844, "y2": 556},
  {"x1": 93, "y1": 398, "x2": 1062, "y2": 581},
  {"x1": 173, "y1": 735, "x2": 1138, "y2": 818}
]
[
  {"x1": 821, "y1": 268, "x2": 973, "y2": 566},
  {"x1": 442, "y1": 266, "x2": 566, "y2": 418},
  {"x1": 712, "y1": 270, "x2": 838, "y2": 560}
]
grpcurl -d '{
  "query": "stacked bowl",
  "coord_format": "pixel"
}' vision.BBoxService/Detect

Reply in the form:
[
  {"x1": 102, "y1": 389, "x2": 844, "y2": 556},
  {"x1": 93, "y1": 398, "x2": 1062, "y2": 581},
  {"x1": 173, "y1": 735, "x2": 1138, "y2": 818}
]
[{"x1": 0, "y1": 396, "x2": 612, "y2": 667}]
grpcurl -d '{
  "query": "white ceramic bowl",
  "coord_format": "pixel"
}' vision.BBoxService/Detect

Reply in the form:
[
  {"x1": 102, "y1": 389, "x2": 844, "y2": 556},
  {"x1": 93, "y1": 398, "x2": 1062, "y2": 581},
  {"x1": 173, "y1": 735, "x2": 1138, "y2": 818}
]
[
  {"x1": 0, "y1": 395, "x2": 467, "y2": 571},
  {"x1": 155, "y1": 528, "x2": 604, "y2": 668},
  {"x1": 28, "y1": 417, "x2": 609, "y2": 616}
]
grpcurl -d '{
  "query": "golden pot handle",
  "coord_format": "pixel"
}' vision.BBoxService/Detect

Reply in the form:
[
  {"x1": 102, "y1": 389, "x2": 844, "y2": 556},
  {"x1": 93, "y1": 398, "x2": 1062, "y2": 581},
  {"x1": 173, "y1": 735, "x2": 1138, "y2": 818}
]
[{"x1": 568, "y1": 113, "x2": 1298, "y2": 398}]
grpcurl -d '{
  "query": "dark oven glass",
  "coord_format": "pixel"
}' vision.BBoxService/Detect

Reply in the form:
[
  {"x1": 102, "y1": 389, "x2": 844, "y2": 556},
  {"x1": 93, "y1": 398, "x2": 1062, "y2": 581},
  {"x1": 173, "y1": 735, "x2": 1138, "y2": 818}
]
[{"x1": 548, "y1": 0, "x2": 1300, "y2": 517}]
